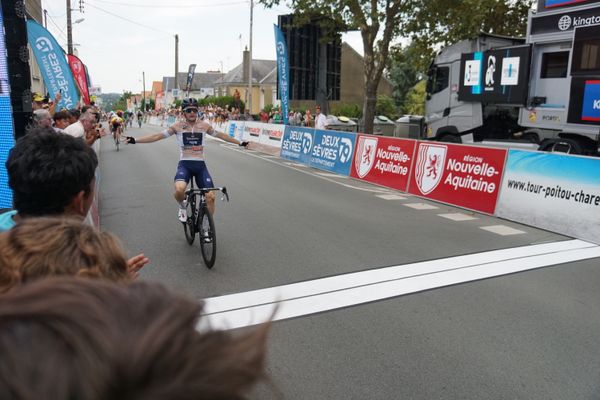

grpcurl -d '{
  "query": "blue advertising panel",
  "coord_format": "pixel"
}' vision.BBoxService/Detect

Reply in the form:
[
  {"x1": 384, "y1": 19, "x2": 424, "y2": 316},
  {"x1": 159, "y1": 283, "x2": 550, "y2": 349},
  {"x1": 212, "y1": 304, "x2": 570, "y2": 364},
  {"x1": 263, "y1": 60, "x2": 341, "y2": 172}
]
[
  {"x1": 0, "y1": 7, "x2": 15, "y2": 208},
  {"x1": 26, "y1": 20, "x2": 79, "y2": 109},
  {"x1": 309, "y1": 129, "x2": 356, "y2": 176},
  {"x1": 280, "y1": 126, "x2": 314, "y2": 165},
  {"x1": 581, "y1": 80, "x2": 600, "y2": 121},
  {"x1": 273, "y1": 24, "x2": 290, "y2": 125},
  {"x1": 496, "y1": 150, "x2": 600, "y2": 244}
]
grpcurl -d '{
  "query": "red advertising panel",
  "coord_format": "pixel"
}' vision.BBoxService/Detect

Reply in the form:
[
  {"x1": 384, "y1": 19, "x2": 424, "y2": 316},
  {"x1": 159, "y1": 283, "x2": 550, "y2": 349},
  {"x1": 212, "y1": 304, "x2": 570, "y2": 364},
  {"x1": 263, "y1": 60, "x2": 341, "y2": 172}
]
[
  {"x1": 408, "y1": 142, "x2": 507, "y2": 214},
  {"x1": 67, "y1": 54, "x2": 90, "y2": 105},
  {"x1": 350, "y1": 135, "x2": 417, "y2": 192}
]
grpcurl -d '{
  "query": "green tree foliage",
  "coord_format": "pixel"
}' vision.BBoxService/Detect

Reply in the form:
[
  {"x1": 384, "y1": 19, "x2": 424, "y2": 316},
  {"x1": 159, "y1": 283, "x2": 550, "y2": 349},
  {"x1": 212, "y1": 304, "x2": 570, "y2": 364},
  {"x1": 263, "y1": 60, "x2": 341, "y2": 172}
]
[
  {"x1": 388, "y1": 43, "x2": 423, "y2": 113},
  {"x1": 330, "y1": 103, "x2": 362, "y2": 118},
  {"x1": 197, "y1": 96, "x2": 244, "y2": 111},
  {"x1": 375, "y1": 95, "x2": 398, "y2": 120},
  {"x1": 404, "y1": 0, "x2": 534, "y2": 72},
  {"x1": 259, "y1": 0, "x2": 409, "y2": 135},
  {"x1": 403, "y1": 80, "x2": 426, "y2": 116},
  {"x1": 111, "y1": 91, "x2": 133, "y2": 112}
]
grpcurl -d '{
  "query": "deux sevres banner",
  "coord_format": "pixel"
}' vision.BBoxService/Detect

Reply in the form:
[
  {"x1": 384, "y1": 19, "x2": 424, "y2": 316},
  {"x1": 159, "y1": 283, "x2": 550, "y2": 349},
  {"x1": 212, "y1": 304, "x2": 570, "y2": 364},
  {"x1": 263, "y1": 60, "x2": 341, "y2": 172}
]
[
  {"x1": 26, "y1": 20, "x2": 79, "y2": 109},
  {"x1": 273, "y1": 24, "x2": 289, "y2": 125},
  {"x1": 67, "y1": 54, "x2": 90, "y2": 105}
]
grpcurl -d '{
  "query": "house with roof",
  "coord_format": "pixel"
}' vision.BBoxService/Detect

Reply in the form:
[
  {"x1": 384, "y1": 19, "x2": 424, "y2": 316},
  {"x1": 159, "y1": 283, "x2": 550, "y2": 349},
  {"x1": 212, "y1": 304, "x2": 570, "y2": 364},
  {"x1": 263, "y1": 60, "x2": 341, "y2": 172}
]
[{"x1": 214, "y1": 48, "x2": 277, "y2": 115}]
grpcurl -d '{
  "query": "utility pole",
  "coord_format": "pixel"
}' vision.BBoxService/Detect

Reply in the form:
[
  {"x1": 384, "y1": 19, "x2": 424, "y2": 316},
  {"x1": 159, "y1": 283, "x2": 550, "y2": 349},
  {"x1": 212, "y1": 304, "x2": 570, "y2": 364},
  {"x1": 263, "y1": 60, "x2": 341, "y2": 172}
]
[
  {"x1": 248, "y1": 0, "x2": 253, "y2": 114},
  {"x1": 66, "y1": 0, "x2": 73, "y2": 54},
  {"x1": 174, "y1": 34, "x2": 179, "y2": 92},
  {"x1": 142, "y1": 71, "x2": 146, "y2": 111}
]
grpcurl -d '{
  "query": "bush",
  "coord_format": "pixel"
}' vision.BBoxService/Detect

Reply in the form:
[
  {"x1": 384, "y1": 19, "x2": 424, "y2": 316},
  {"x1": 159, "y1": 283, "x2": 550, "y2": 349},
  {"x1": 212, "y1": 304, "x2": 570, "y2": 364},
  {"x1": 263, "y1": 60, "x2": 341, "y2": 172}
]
[
  {"x1": 375, "y1": 95, "x2": 399, "y2": 120},
  {"x1": 198, "y1": 96, "x2": 244, "y2": 111},
  {"x1": 330, "y1": 103, "x2": 362, "y2": 118}
]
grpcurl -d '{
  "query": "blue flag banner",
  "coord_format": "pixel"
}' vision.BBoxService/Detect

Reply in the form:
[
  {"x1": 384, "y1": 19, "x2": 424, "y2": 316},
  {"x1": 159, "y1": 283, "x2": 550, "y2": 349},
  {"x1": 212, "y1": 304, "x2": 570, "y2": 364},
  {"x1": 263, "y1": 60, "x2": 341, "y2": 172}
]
[
  {"x1": 273, "y1": 25, "x2": 289, "y2": 125},
  {"x1": 26, "y1": 20, "x2": 79, "y2": 109}
]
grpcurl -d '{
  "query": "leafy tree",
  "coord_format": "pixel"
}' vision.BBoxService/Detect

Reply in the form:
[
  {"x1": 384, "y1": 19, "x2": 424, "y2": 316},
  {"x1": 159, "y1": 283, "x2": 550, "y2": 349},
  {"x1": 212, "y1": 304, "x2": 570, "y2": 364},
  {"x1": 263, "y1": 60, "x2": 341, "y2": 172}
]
[
  {"x1": 403, "y1": 80, "x2": 426, "y2": 116},
  {"x1": 388, "y1": 43, "x2": 422, "y2": 113},
  {"x1": 330, "y1": 103, "x2": 362, "y2": 118},
  {"x1": 259, "y1": 0, "x2": 408, "y2": 135},
  {"x1": 404, "y1": 0, "x2": 534, "y2": 71},
  {"x1": 375, "y1": 95, "x2": 398, "y2": 119}
]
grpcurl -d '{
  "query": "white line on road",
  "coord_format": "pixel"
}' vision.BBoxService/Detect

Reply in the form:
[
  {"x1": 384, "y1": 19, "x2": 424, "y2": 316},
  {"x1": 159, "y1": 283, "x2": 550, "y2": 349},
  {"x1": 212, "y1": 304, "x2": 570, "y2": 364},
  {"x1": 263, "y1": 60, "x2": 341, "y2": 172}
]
[
  {"x1": 438, "y1": 213, "x2": 479, "y2": 221},
  {"x1": 480, "y1": 225, "x2": 526, "y2": 236},
  {"x1": 199, "y1": 239, "x2": 600, "y2": 331},
  {"x1": 403, "y1": 203, "x2": 440, "y2": 210},
  {"x1": 376, "y1": 194, "x2": 408, "y2": 200}
]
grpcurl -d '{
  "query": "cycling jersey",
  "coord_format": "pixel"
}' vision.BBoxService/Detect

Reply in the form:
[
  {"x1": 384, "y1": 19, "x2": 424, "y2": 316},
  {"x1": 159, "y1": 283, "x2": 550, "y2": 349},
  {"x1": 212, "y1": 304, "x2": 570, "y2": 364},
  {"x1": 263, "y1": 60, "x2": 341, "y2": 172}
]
[{"x1": 163, "y1": 120, "x2": 217, "y2": 162}]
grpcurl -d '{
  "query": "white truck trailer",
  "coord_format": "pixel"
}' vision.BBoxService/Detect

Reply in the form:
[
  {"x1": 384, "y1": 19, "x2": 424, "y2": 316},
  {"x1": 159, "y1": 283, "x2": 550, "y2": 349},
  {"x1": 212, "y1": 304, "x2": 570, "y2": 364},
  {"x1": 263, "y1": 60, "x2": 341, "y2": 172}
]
[{"x1": 424, "y1": 0, "x2": 600, "y2": 156}]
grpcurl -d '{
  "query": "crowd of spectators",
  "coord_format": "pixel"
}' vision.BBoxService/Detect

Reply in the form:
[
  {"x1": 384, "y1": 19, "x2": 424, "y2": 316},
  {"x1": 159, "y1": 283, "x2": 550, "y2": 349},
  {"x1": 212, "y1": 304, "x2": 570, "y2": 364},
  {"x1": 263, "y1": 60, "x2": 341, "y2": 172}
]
[{"x1": 0, "y1": 94, "x2": 272, "y2": 399}]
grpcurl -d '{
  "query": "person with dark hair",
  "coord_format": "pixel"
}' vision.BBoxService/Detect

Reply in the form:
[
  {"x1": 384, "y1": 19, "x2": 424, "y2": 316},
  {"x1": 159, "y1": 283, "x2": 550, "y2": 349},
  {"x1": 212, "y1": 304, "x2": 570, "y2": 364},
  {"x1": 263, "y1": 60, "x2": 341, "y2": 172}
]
[
  {"x1": 125, "y1": 98, "x2": 250, "y2": 222},
  {"x1": 53, "y1": 109, "x2": 72, "y2": 131},
  {"x1": 0, "y1": 277, "x2": 271, "y2": 400},
  {"x1": 0, "y1": 128, "x2": 149, "y2": 270},
  {"x1": 68, "y1": 108, "x2": 81, "y2": 124},
  {"x1": 0, "y1": 216, "x2": 136, "y2": 292}
]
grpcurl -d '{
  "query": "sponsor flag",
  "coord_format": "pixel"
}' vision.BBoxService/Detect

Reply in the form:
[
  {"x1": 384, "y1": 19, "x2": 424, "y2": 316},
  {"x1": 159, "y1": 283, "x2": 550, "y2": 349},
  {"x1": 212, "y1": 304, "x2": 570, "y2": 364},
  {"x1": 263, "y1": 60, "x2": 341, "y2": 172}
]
[
  {"x1": 67, "y1": 54, "x2": 90, "y2": 105},
  {"x1": 185, "y1": 63, "x2": 196, "y2": 96},
  {"x1": 273, "y1": 24, "x2": 289, "y2": 124},
  {"x1": 26, "y1": 20, "x2": 79, "y2": 109}
]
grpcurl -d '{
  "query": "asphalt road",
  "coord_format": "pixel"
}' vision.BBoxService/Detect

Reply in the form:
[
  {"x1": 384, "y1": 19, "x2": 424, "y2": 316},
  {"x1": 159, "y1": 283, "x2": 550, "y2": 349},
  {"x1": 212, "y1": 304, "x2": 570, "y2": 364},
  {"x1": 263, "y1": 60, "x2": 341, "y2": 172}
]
[{"x1": 100, "y1": 123, "x2": 600, "y2": 400}]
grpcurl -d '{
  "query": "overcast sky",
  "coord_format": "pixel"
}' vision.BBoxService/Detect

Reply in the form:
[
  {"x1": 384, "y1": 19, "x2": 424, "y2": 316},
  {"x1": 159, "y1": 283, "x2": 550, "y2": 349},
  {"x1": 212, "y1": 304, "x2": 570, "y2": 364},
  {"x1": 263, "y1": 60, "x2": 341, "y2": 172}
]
[{"x1": 42, "y1": 0, "x2": 364, "y2": 94}]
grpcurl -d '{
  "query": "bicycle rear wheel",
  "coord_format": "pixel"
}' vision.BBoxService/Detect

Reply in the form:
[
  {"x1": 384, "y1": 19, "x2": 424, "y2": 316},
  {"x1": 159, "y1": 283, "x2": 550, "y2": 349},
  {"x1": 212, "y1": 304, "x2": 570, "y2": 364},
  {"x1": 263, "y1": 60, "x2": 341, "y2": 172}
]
[
  {"x1": 198, "y1": 206, "x2": 216, "y2": 269},
  {"x1": 183, "y1": 196, "x2": 196, "y2": 245}
]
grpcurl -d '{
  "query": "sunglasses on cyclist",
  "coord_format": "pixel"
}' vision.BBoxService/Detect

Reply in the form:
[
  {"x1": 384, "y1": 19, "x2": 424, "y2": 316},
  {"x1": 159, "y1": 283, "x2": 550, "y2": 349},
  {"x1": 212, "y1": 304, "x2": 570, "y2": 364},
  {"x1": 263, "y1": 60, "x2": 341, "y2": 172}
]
[{"x1": 184, "y1": 108, "x2": 198, "y2": 113}]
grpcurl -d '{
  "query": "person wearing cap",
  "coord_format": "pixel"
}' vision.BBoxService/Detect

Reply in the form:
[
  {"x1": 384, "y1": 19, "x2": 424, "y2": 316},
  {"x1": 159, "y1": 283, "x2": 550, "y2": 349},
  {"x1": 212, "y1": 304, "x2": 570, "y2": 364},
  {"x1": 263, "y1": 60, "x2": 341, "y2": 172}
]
[
  {"x1": 32, "y1": 93, "x2": 45, "y2": 111},
  {"x1": 314, "y1": 105, "x2": 327, "y2": 130}
]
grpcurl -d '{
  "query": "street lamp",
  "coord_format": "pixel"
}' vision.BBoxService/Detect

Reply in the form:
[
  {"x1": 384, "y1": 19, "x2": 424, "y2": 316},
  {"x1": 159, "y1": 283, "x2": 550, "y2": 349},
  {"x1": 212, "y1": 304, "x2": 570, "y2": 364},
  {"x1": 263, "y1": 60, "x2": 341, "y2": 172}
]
[{"x1": 74, "y1": 18, "x2": 85, "y2": 24}]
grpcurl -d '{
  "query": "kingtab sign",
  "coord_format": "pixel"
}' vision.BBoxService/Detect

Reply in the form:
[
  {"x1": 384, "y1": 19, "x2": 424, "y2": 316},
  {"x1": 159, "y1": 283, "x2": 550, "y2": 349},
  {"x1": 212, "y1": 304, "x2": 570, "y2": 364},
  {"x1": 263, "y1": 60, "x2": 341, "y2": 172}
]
[{"x1": 531, "y1": 4, "x2": 600, "y2": 34}]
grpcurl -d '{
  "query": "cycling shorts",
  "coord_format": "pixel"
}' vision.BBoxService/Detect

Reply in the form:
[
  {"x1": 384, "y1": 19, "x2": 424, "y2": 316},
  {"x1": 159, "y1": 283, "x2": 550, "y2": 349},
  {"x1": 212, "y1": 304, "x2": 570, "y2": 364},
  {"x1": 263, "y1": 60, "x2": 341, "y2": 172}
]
[{"x1": 174, "y1": 160, "x2": 213, "y2": 188}]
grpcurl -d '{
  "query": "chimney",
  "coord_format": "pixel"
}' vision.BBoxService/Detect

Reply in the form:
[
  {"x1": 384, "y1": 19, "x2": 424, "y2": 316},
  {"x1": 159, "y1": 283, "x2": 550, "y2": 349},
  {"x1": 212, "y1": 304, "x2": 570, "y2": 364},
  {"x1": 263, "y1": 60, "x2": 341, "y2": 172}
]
[{"x1": 243, "y1": 46, "x2": 249, "y2": 83}]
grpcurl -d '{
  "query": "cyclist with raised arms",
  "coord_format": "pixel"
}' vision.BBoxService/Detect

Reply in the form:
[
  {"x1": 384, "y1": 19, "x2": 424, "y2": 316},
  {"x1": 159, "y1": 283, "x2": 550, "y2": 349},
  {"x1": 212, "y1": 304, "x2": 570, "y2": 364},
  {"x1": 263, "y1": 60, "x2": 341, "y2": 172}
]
[{"x1": 125, "y1": 98, "x2": 249, "y2": 222}]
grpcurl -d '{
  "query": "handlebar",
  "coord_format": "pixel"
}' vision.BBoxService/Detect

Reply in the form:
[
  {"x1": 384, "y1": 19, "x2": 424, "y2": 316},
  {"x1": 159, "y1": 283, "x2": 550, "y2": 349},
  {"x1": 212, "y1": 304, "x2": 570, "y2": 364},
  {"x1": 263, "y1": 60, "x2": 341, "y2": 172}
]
[{"x1": 186, "y1": 186, "x2": 229, "y2": 202}]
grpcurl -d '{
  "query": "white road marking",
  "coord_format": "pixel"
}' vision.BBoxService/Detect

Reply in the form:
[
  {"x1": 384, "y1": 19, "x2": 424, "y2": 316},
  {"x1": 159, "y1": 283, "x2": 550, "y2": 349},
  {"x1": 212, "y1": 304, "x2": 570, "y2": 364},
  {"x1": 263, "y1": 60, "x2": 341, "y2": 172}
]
[
  {"x1": 438, "y1": 213, "x2": 479, "y2": 221},
  {"x1": 403, "y1": 203, "x2": 439, "y2": 210},
  {"x1": 376, "y1": 194, "x2": 408, "y2": 200},
  {"x1": 315, "y1": 172, "x2": 348, "y2": 179},
  {"x1": 480, "y1": 225, "x2": 526, "y2": 236},
  {"x1": 199, "y1": 240, "x2": 600, "y2": 331}
]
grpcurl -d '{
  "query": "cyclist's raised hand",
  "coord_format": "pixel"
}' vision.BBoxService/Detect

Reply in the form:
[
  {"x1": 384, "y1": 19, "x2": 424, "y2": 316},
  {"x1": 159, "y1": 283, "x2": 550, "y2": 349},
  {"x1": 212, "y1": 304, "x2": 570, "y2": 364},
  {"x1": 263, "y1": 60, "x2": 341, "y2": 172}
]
[
  {"x1": 125, "y1": 136, "x2": 136, "y2": 144},
  {"x1": 239, "y1": 141, "x2": 250, "y2": 148}
]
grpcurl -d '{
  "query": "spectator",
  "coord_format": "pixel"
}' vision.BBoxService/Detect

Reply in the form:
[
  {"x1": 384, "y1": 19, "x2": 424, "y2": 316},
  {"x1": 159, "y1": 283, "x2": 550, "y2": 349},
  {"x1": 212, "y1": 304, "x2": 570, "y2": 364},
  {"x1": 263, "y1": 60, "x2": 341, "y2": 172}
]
[
  {"x1": 64, "y1": 111, "x2": 99, "y2": 146},
  {"x1": 0, "y1": 128, "x2": 148, "y2": 270},
  {"x1": 0, "y1": 216, "x2": 137, "y2": 293},
  {"x1": 32, "y1": 109, "x2": 53, "y2": 128},
  {"x1": 304, "y1": 109, "x2": 313, "y2": 127},
  {"x1": 0, "y1": 277, "x2": 271, "y2": 400},
  {"x1": 259, "y1": 108, "x2": 269, "y2": 123},
  {"x1": 31, "y1": 92, "x2": 45, "y2": 110},
  {"x1": 315, "y1": 104, "x2": 327, "y2": 129},
  {"x1": 68, "y1": 108, "x2": 80, "y2": 125},
  {"x1": 53, "y1": 110, "x2": 72, "y2": 131}
]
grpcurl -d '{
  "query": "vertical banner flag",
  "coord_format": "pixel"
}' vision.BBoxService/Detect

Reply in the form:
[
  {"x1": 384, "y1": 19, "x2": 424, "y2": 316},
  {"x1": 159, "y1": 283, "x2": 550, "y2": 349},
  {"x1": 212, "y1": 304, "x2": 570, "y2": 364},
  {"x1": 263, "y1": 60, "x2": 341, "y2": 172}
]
[
  {"x1": 26, "y1": 20, "x2": 79, "y2": 109},
  {"x1": 67, "y1": 54, "x2": 90, "y2": 105},
  {"x1": 274, "y1": 24, "x2": 289, "y2": 124},
  {"x1": 185, "y1": 64, "x2": 196, "y2": 96}
]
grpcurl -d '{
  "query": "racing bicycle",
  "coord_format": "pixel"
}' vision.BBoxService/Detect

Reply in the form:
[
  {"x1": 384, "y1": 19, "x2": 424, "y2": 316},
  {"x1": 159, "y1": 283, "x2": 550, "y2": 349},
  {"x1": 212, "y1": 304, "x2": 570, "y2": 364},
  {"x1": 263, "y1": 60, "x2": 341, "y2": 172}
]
[{"x1": 182, "y1": 179, "x2": 229, "y2": 269}]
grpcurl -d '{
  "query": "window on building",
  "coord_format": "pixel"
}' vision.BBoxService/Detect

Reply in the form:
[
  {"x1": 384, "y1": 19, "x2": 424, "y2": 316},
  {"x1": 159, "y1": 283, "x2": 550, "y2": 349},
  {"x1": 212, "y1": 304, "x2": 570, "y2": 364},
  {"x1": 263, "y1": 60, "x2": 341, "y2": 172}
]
[{"x1": 540, "y1": 51, "x2": 569, "y2": 78}]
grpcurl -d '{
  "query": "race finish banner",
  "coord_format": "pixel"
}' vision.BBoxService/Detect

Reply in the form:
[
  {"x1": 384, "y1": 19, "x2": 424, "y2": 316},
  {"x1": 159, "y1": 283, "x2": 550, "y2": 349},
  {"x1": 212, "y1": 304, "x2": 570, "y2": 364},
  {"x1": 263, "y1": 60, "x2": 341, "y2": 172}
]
[
  {"x1": 26, "y1": 20, "x2": 79, "y2": 110},
  {"x1": 408, "y1": 142, "x2": 507, "y2": 214},
  {"x1": 350, "y1": 135, "x2": 417, "y2": 192},
  {"x1": 67, "y1": 54, "x2": 90, "y2": 105},
  {"x1": 274, "y1": 24, "x2": 289, "y2": 125},
  {"x1": 458, "y1": 45, "x2": 531, "y2": 104},
  {"x1": 309, "y1": 129, "x2": 356, "y2": 176},
  {"x1": 281, "y1": 126, "x2": 315, "y2": 165},
  {"x1": 496, "y1": 150, "x2": 600, "y2": 244}
]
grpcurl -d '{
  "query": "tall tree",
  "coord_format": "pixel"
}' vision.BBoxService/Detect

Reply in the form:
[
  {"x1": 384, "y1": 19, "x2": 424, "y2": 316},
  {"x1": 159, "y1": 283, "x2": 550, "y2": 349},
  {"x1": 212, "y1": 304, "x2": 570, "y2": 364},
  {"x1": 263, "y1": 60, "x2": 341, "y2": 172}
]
[
  {"x1": 405, "y1": 0, "x2": 534, "y2": 72},
  {"x1": 259, "y1": 0, "x2": 408, "y2": 134}
]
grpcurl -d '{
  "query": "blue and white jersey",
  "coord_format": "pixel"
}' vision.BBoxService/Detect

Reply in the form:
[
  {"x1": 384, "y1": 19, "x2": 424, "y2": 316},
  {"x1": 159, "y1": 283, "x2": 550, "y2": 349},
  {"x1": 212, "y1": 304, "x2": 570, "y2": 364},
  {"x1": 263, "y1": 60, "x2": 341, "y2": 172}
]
[{"x1": 165, "y1": 120, "x2": 217, "y2": 161}]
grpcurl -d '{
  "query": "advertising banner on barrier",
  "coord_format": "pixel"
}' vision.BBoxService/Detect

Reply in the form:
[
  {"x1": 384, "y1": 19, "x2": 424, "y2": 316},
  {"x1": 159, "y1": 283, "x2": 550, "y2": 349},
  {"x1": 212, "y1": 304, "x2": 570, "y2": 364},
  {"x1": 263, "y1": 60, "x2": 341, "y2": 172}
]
[
  {"x1": 350, "y1": 135, "x2": 417, "y2": 192},
  {"x1": 496, "y1": 150, "x2": 600, "y2": 244},
  {"x1": 281, "y1": 126, "x2": 315, "y2": 164},
  {"x1": 408, "y1": 142, "x2": 507, "y2": 214},
  {"x1": 309, "y1": 129, "x2": 356, "y2": 176},
  {"x1": 259, "y1": 123, "x2": 285, "y2": 148},
  {"x1": 226, "y1": 121, "x2": 245, "y2": 141},
  {"x1": 243, "y1": 121, "x2": 262, "y2": 142}
]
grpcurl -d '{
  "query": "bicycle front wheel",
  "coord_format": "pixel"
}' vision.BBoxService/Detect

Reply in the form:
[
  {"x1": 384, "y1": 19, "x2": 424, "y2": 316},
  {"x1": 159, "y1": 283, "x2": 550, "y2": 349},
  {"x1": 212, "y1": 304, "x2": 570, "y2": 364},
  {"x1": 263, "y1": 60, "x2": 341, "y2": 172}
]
[
  {"x1": 183, "y1": 197, "x2": 196, "y2": 245},
  {"x1": 199, "y1": 207, "x2": 216, "y2": 269}
]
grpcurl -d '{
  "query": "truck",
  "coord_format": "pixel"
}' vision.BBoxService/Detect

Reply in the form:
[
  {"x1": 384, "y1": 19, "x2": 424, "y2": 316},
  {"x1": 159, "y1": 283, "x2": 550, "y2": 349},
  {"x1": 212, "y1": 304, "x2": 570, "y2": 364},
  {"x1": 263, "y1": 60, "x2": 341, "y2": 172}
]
[{"x1": 423, "y1": 0, "x2": 600, "y2": 156}]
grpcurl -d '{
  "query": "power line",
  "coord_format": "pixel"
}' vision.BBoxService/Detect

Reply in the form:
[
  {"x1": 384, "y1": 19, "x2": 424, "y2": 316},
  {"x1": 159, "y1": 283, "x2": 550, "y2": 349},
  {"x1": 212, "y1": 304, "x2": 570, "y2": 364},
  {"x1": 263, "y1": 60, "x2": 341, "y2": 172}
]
[
  {"x1": 86, "y1": 3, "x2": 172, "y2": 36},
  {"x1": 46, "y1": 14, "x2": 68, "y2": 42},
  {"x1": 88, "y1": 0, "x2": 248, "y2": 8}
]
